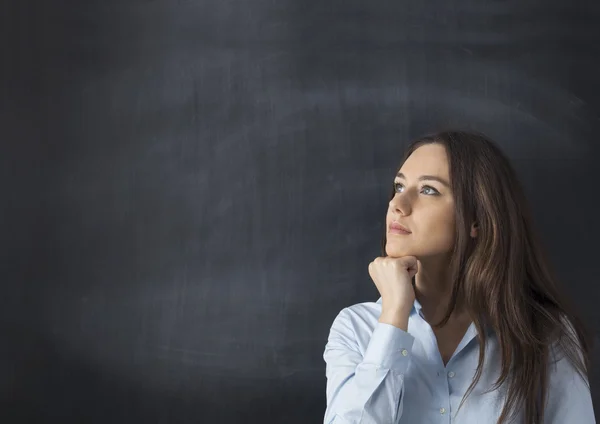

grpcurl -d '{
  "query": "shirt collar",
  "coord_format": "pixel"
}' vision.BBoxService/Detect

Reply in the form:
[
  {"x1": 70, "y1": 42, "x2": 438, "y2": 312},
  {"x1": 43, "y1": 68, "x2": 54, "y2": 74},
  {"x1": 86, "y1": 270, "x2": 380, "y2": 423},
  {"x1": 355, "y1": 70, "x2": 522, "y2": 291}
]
[{"x1": 376, "y1": 296, "x2": 495, "y2": 338}]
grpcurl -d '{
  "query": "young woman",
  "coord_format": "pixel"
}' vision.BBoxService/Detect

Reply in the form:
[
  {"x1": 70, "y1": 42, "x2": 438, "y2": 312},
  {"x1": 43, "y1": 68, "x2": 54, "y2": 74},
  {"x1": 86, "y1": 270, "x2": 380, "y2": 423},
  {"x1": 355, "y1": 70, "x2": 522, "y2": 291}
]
[{"x1": 323, "y1": 130, "x2": 595, "y2": 424}]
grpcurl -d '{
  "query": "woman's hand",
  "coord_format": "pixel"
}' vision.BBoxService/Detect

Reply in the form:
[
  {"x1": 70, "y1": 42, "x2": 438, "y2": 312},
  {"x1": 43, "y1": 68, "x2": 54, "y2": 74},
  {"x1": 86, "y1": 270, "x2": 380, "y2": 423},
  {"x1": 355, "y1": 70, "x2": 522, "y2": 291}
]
[{"x1": 368, "y1": 256, "x2": 418, "y2": 330}]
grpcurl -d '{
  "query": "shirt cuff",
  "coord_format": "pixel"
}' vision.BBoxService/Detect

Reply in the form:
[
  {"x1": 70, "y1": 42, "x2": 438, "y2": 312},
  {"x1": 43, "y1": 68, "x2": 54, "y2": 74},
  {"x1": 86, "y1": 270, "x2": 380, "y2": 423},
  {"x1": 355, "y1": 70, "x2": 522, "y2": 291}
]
[{"x1": 362, "y1": 322, "x2": 415, "y2": 372}]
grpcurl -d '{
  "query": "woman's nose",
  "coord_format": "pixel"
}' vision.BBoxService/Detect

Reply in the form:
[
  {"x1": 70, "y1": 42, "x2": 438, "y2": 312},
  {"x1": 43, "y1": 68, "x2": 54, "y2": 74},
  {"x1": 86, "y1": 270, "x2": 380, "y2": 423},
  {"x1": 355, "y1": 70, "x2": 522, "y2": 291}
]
[{"x1": 389, "y1": 194, "x2": 410, "y2": 215}]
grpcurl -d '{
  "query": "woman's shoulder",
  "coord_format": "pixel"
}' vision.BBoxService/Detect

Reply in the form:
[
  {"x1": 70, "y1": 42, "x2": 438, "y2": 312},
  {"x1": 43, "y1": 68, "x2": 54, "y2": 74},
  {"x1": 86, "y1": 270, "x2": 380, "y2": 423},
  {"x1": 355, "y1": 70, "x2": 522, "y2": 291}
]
[
  {"x1": 324, "y1": 297, "x2": 417, "y2": 355},
  {"x1": 334, "y1": 297, "x2": 383, "y2": 320},
  {"x1": 327, "y1": 298, "x2": 383, "y2": 340}
]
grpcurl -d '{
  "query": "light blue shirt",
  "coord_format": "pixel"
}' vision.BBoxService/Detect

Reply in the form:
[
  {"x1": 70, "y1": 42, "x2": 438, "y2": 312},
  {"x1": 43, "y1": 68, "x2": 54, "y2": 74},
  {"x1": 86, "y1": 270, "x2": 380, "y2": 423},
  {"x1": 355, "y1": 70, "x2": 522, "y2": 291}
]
[{"x1": 323, "y1": 297, "x2": 595, "y2": 423}]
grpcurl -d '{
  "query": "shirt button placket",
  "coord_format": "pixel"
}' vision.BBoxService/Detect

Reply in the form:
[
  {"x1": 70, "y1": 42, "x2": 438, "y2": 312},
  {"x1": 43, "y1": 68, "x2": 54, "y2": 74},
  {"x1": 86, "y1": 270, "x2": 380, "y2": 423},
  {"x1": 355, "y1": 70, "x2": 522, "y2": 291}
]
[{"x1": 441, "y1": 371, "x2": 454, "y2": 420}]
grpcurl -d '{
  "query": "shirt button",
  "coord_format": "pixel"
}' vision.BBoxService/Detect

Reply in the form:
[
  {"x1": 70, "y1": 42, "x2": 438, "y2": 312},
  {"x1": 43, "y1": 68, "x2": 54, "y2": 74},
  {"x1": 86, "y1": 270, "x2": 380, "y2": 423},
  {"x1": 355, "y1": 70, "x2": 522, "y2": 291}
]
[
  {"x1": 448, "y1": 371, "x2": 455, "y2": 378},
  {"x1": 440, "y1": 407, "x2": 446, "y2": 414},
  {"x1": 401, "y1": 349, "x2": 408, "y2": 356}
]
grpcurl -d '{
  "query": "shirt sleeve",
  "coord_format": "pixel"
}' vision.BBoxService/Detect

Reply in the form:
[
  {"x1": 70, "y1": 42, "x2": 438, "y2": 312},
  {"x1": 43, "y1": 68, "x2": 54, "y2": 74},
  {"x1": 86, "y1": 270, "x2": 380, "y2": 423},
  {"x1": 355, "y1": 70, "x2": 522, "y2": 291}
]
[
  {"x1": 543, "y1": 343, "x2": 596, "y2": 423},
  {"x1": 323, "y1": 308, "x2": 416, "y2": 424}
]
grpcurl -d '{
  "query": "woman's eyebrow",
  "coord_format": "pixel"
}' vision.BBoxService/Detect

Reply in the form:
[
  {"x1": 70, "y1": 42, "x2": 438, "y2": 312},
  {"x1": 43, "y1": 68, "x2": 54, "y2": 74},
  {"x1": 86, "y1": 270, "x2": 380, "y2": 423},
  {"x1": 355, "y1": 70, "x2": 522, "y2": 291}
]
[{"x1": 395, "y1": 172, "x2": 450, "y2": 188}]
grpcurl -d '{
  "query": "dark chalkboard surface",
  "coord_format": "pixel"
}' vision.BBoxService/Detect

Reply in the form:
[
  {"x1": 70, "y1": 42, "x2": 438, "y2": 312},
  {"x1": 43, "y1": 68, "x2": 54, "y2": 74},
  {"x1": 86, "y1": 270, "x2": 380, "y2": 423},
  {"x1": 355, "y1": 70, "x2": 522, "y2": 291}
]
[{"x1": 2, "y1": 1, "x2": 599, "y2": 422}]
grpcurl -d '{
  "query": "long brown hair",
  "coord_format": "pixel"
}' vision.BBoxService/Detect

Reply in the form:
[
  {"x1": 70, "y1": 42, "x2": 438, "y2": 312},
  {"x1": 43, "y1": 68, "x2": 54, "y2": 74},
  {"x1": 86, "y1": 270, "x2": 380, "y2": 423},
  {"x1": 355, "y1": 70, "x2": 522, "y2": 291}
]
[{"x1": 380, "y1": 130, "x2": 594, "y2": 424}]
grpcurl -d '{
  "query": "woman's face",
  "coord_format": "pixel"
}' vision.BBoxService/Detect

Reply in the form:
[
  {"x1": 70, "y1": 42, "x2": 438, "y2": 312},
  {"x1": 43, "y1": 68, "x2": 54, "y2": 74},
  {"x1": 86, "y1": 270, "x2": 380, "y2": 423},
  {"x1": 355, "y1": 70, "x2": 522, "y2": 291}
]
[{"x1": 385, "y1": 143, "x2": 456, "y2": 259}]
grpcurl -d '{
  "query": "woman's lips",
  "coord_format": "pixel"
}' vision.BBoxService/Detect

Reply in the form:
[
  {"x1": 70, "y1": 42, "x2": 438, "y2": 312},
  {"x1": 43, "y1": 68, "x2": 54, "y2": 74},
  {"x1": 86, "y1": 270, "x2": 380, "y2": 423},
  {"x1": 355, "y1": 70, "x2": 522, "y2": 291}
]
[{"x1": 389, "y1": 222, "x2": 411, "y2": 234}]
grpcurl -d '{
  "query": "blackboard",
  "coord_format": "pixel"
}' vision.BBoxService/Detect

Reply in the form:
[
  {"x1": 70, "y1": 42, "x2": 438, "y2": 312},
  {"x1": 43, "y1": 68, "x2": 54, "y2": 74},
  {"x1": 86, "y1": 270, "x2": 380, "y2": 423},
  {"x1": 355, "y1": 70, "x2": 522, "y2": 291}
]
[{"x1": 2, "y1": 1, "x2": 599, "y2": 422}]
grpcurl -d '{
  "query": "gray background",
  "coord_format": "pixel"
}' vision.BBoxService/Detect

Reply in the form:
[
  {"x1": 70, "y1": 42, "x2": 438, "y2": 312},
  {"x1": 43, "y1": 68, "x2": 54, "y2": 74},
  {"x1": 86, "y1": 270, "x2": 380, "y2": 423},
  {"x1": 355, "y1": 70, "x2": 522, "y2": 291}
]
[{"x1": 2, "y1": 0, "x2": 599, "y2": 422}]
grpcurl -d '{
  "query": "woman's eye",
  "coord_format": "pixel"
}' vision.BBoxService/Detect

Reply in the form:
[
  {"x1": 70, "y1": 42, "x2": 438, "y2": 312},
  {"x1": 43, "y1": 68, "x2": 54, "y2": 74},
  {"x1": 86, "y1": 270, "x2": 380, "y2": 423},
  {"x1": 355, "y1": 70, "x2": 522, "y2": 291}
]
[
  {"x1": 422, "y1": 186, "x2": 439, "y2": 195},
  {"x1": 393, "y1": 182, "x2": 439, "y2": 195}
]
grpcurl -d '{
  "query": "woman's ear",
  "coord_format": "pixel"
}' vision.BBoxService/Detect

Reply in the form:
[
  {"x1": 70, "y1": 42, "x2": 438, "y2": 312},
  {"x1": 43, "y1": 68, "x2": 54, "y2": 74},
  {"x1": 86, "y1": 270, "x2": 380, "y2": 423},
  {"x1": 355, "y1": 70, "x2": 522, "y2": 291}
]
[{"x1": 470, "y1": 222, "x2": 478, "y2": 238}]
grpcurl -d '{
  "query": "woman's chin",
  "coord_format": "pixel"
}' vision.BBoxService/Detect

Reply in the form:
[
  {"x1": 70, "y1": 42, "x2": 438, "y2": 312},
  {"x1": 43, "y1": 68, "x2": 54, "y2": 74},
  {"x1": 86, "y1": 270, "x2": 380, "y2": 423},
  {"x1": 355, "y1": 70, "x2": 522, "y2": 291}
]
[{"x1": 385, "y1": 245, "x2": 413, "y2": 258}]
